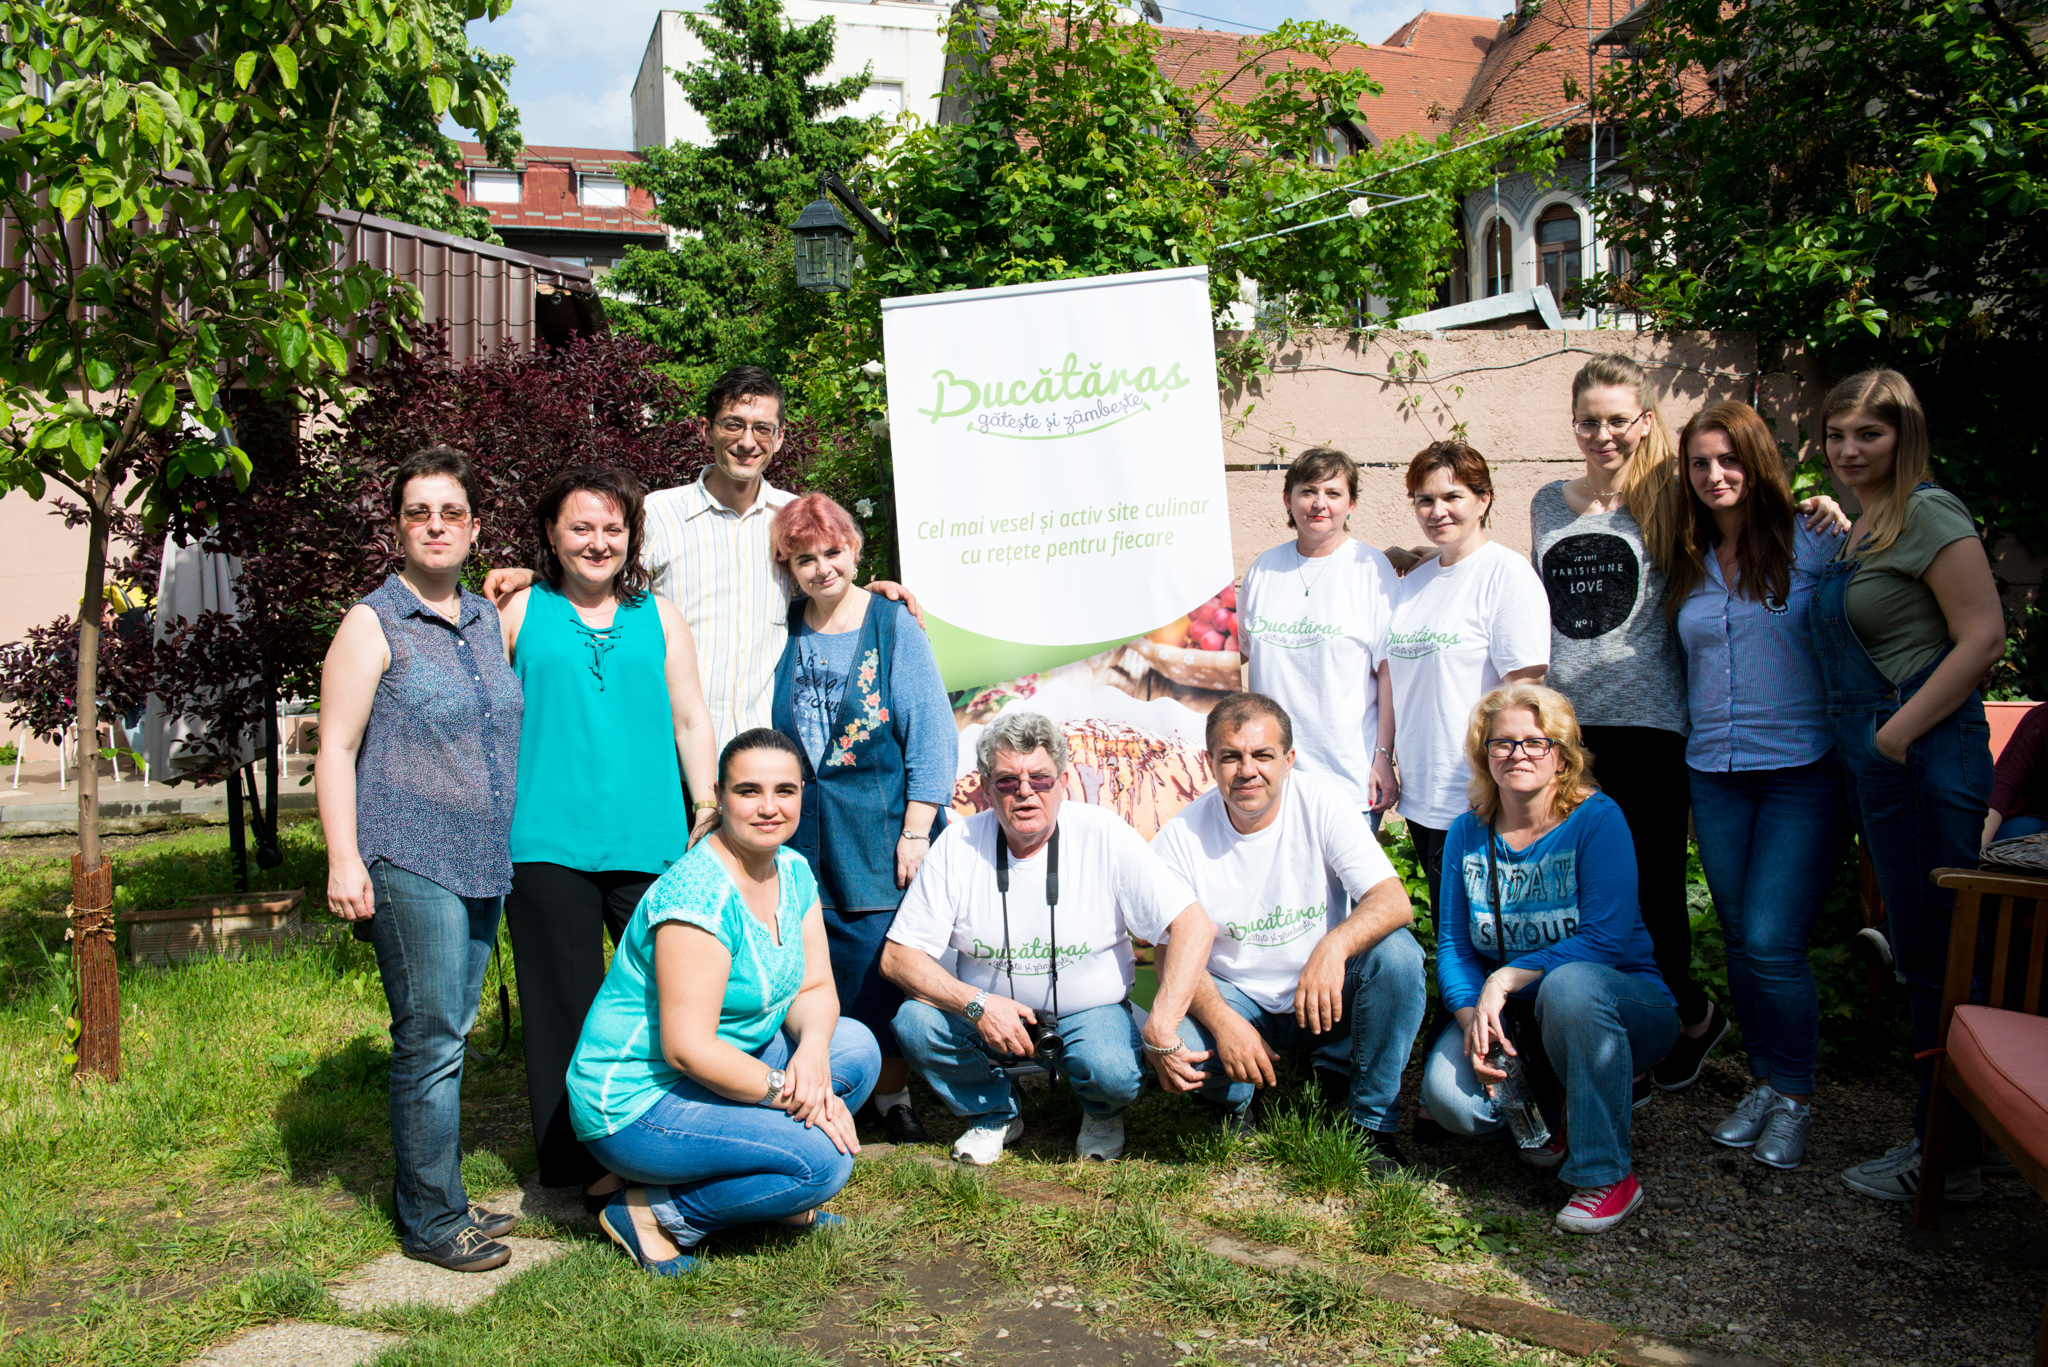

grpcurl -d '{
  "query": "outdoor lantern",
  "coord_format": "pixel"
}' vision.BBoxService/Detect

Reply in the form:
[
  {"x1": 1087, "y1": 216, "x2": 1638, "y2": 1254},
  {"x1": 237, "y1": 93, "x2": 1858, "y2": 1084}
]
[{"x1": 793, "y1": 193, "x2": 856, "y2": 293}]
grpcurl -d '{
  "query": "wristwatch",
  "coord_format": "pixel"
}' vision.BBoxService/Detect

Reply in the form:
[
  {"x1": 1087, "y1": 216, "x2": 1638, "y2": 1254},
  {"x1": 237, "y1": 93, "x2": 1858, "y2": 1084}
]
[
  {"x1": 964, "y1": 989, "x2": 988, "y2": 1022},
  {"x1": 761, "y1": 1067, "x2": 787, "y2": 1106}
]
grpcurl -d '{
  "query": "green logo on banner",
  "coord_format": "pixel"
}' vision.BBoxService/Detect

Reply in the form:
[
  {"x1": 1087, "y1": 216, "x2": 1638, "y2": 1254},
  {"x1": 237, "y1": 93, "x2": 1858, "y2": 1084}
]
[{"x1": 917, "y1": 352, "x2": 1192, "y2": 440}]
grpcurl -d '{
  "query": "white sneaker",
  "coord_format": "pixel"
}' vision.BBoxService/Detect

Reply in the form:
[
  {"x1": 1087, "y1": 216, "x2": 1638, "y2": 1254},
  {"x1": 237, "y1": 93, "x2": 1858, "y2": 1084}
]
[
  {"x1": 951, "y1": 1115, "x2": 1023, "y2": 1166},
  {"x1": 1076, "y1": 1113, "x2": 1125, "y2": 1162}
]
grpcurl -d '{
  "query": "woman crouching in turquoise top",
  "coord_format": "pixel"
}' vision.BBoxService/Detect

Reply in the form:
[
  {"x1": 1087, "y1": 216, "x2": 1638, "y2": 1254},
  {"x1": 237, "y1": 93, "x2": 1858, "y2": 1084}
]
[
  {"x1": 567, "y1": 729, "x2": 881, "y2": 1275},
  {"x1": 499, "y1": 465, "x2": 721, "y2": 1206}
]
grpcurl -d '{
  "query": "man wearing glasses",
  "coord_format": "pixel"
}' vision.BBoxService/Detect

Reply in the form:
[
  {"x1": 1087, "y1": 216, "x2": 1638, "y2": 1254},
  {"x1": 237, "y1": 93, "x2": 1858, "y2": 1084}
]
[
  {"x1": 489, "y1": 364, "x2": 913, "y2": 750},
  {"x1": 881, "y1": 710, "x2": 1217, "y2": 1166},
  {"x1": 1150, "y1": 693, "x2": 1424, "y2": 1174}
]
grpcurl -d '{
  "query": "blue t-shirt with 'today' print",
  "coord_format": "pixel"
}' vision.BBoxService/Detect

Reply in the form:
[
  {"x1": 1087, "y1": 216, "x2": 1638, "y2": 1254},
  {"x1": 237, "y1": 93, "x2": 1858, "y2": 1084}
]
[{"x1": 1433, "y1": 790, "x2": 1672, "y2": 1014}]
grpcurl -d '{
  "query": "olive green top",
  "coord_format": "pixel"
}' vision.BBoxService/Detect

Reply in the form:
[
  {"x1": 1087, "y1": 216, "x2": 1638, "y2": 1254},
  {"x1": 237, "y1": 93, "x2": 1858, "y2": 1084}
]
[{"x1": 1842, "y1": 485, "x2": 1978, "y2": 683}]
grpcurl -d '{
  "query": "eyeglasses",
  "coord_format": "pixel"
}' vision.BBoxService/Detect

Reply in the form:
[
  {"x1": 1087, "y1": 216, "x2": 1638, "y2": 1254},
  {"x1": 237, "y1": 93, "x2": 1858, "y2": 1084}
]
[
  {"x1": 715, "y1": 418, "x2": 782, "y2": 441},
  {"x1": 1484, "y1": 737, "x2": 1558, "y2": 760},
  {"x1": 401, "y1": 505, "x2": 472, "y2": 527},
  {"x1": 991, "y1": 774, "x2": 1060, "y2": 795},
  {"x1": 1571, "y1": 413, "x2": 1646, "y2": 438}
]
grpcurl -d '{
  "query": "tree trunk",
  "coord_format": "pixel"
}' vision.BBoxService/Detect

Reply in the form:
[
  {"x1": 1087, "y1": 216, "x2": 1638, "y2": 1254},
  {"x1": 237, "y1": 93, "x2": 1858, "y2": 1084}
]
[{"x1": 71, "y1": 467, "x2": 119, "y2": 1082}]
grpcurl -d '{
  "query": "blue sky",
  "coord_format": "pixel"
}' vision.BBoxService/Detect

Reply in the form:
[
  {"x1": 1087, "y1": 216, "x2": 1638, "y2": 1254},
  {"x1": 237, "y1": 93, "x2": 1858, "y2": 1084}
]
[{"x1": 461, "y1": 0, "x2": 1506, "y2": 150}]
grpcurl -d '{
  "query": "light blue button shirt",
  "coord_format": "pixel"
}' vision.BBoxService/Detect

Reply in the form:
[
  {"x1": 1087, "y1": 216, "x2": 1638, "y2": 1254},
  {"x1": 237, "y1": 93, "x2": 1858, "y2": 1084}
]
[{"x1": 1677, "y1": 520, "x2": 1845, "y2": 772}]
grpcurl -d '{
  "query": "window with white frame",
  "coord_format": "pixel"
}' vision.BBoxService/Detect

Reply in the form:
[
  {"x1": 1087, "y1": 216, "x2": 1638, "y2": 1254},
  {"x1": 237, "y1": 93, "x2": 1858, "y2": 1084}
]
[
  {"x1": 1311, "y1": 127, "x2": 1352, "y2": 168},
  {"x1": 1483, "y1": 218, "x2": 1512, "y2": 296},
  {"x1": 579, "y1": 176, "x2": 628, "y2": 208},
  {"x1": 470, "y1": 170, "x2": 522, "y2": 203},
  {"x1": 1537, "y1": 204, "x2": 1583, "y2": 301}
]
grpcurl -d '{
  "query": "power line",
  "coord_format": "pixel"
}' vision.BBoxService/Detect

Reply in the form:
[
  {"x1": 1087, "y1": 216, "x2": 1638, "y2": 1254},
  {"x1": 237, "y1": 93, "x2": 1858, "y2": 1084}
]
[{"x1": 1154, "y1": 5, "x2": 1272, "y2": 33}]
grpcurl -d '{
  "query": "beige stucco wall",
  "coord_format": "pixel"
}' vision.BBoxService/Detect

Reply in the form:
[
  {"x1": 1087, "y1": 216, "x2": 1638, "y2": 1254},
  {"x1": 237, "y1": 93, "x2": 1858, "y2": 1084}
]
[
  {"x1": 0, "y1": 488, "x2": 99, "y2": 648},
  {"x1": 1216, "y1": 327, "x2": 1830, "y2": 576}
]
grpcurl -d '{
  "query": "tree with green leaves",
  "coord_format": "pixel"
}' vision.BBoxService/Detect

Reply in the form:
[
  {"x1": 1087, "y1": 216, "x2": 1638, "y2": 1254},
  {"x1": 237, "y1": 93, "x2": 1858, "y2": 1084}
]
[
  {"x1": 0, "y1": 0, "x2": 514, "y2": 1080},
  {"x1": 1590, "y1": 0, "x2": 2048, "y2": 692},
  {"x1": 608, "y1": 0, "x2": 882, "y2": 385}
]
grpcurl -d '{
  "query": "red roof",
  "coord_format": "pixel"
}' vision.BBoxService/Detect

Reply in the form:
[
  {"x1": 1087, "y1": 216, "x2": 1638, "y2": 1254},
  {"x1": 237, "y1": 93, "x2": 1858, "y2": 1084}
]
[
  {"x1": 1449, "y1": 2, "x2": 1637, "y2": 132},
  {"x1": 450, "y1": 141, "x2": 665, "y2": 238},
  {"x1": 1147, "y1": 20, "x2": 1494, "y2": 149},
  {"x1": 1379, "y1": 11, "x2": 1500, "y2": 64}
]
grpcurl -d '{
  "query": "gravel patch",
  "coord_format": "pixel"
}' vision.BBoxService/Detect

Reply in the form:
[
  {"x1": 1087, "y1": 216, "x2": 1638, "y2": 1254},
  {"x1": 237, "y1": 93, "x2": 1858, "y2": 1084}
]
[{"x1": 1404, "y1": 1054, "x2": 2046, "y2": 1367}]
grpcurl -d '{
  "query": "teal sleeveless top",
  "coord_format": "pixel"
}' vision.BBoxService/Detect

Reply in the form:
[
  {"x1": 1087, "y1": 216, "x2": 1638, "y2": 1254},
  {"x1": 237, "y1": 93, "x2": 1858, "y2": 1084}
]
[{"x1": 508, "y1": 584, "x2": 688, "y2": 873}]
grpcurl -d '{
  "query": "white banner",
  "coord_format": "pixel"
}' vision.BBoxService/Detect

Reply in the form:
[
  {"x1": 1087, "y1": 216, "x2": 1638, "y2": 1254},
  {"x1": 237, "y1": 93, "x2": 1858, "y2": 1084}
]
[{"x1": 882, "y1": 266, "x2": 1233, "y2": 690}]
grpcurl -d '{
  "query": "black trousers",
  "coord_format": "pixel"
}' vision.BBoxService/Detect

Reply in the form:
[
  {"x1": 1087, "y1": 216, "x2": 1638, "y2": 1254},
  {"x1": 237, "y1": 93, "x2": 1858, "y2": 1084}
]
[
  {"x1": 505, "y1": 862, "x2": 656, "y2": 1189},
  {"x1": 1408, "y1": 820, "x2": 1451, "y2": 921},
  {"x1": 1581, "y1": 725, "x2": 1708, "y2": 1026}
]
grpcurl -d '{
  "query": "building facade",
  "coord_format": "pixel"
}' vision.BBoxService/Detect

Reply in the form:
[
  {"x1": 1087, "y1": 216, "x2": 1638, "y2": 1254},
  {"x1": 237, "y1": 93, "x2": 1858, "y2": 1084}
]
[
  {"x1": 632, "y1": 2, "x2": 950, "y2": 153},
  {"x1": 450, "y1": 142, "x2": 668, "y2": 276}
]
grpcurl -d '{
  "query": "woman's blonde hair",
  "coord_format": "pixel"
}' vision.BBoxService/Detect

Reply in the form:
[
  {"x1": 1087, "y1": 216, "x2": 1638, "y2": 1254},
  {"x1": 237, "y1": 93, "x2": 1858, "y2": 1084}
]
[
  {"x1": 1821, "y1": 368, "x2": 1931, "y2": 558},
  {"x1": 1572, "y1": 354, "x2": 1681, "y2": 573},
  {"x1": 1464, "y1": 683, "x2": 1599, "y2": 824}
]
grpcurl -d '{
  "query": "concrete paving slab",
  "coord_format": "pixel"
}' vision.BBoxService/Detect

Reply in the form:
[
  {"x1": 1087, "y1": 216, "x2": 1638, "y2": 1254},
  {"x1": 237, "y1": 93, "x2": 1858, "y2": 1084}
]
[
  {"x1": 330, "y1": 1237, "x2": 568, "y2": 1315},
  {"x1": 184, "y1": 1321, "x2": 403, "y2": 1367}
]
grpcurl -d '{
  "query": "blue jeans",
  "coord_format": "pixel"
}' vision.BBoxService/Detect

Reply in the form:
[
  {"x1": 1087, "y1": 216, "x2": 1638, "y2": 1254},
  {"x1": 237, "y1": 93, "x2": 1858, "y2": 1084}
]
[
  {"x1": 1172, "y1": 929, "x2": 1426, "y2": 1132},
  {"x1": 893, "y1": 998, "x2": 1142, "y2": 1124},
  {"x1": 359, "y1": 862, "x2": 502, "y2": 1252},
  {"x1": 585, "y1": 1019, "x2": 879, "y2": 1245},
  {"x1": 1420, "y1": 961, "x2": 1679, "y2": 1188},
  {"x1": 1689, "y1": 759, "x2": 1846, "y2": 1097},
  {"x1": 1994, "y1": 813, "x2": 2048, "y2": 841}
]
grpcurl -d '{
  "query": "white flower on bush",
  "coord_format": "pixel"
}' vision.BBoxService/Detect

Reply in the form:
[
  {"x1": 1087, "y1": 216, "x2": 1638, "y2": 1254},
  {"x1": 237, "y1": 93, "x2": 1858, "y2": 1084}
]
[
  {"x1": 854, "y1": 498, "x2": 875, "y2": 519},
  {"x1": 866, "y1": 416, "x2": 890, "y2": 437},
  {"x1": 860, "y1": 359, "x2": 885, "y2": 378}
]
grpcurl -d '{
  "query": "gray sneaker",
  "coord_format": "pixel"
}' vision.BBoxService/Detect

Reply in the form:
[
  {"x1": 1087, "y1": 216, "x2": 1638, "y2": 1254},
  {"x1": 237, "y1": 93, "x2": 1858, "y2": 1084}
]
[
  {"x1": 1752, "y1": 1101, "x2": 1811, "y2": 1170},
  {"x1": 1840, "y1": 1139, "x2": 1984, "y2": 1203},
  {"x1": 1710, "y1": 1084, "x2": 1780, "y2": 1148}
]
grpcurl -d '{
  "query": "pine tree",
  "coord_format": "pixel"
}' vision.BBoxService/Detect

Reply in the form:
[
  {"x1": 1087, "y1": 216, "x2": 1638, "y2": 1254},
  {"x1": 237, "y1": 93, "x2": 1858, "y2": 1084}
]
[{"x1": 609, "y1": 0, "x2": 880, "y2": 386}]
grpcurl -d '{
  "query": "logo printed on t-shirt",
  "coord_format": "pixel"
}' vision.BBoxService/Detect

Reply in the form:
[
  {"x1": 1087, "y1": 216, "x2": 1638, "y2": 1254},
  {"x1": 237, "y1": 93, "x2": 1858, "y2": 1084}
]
[
  {"x1": 1247, "y1": 613, "x2": 1343, "y2": 651},
  {"x1": 1541, "y1": 532, "x2": 1640, "y2": 639},
  {"x1": 1224, "y1": 902, "x2": 1325, "y2": 947},
  {"x1": 1460, "y1": 847, "x2": 1583, "y2": 955},
  {"x1": 1387, "y1": 626, "x2": 1461, "y2": 659},
  {"x1": 968, "y1": 936, "x2": 1094, "y2": 976}
]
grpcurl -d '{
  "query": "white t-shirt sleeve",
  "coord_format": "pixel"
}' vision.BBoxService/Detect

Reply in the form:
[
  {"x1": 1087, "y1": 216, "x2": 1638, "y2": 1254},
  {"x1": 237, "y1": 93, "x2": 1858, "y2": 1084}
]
[
  {"x1": 1488, "y1": 550, "x2": 1553, "y2": 676},
  {"x1": 1310, "y1": 782, "x2": 1400, "y2": 905},
  {"x1": 1109, "y1": 816, "x2": 1196, "y2": 942},
  {"x1": 1367, "y1": 548, "x2": 1400, "y2": 666},
  {"x1": 885, "y1": 821, "x2": 966, "y2": 960}
]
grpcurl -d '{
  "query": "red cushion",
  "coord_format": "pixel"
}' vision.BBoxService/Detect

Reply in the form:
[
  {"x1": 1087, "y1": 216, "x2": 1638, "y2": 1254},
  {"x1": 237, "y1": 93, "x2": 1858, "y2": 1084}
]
[{"x1": 1947, "y1": 1005, "x2": 2048, "y2": 1176}]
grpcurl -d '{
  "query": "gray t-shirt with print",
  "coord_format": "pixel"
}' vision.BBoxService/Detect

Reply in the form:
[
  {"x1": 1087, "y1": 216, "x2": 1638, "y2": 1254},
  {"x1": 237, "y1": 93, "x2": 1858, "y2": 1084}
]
[{"x1": 1529, "y1": 481, "x2": 1688, "y2": 735}]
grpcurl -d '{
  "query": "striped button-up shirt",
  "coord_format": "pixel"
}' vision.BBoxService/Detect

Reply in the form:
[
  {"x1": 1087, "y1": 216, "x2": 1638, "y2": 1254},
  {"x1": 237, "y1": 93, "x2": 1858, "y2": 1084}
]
[{"x1": 642, "y1": 472, "x2": 797, "y2": 750}]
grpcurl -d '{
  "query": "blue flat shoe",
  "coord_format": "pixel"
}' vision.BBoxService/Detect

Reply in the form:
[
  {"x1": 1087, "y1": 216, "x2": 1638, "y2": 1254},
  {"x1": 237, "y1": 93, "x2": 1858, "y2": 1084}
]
[
  {"x1": 808, "y1": 1210, "x2": 845, "y2": 1230},
  {"x1": 599, "y1": 1189, "x2": 700, "y2": 1277}
]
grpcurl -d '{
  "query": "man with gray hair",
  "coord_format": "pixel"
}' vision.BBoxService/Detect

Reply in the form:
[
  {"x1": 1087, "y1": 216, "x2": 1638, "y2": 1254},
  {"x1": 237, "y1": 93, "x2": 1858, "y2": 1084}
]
[{"x1": 882, "y1": 711, "x2": 1216, "y2": 1165}]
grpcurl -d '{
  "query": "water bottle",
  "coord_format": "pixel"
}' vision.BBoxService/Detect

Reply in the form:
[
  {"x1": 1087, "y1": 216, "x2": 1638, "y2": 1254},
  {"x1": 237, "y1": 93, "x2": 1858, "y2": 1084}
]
[{"x1": 1485, "y1": 1043, "x2": 1551, "y2": 1149}]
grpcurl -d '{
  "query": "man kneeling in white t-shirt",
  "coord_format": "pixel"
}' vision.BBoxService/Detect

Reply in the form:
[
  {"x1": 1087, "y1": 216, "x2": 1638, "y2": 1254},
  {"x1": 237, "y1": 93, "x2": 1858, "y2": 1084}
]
[
  {"x1": 882, "y1": 710, "x2": 1215, "y2": 1166},
  {"x1": 1151, "y1": 693, "x2": 1426, "y2": 1172}
]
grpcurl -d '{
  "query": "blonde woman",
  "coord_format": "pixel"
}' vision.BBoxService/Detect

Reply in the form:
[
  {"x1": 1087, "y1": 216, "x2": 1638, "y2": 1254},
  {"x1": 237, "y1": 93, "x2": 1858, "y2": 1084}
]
[
  {"x1": 1807, "y1": 369, "x2": 2004, "y2": 1205},
  {"x1": 1418, "y1": 683, "x2": 1677, "y2": 1235}
]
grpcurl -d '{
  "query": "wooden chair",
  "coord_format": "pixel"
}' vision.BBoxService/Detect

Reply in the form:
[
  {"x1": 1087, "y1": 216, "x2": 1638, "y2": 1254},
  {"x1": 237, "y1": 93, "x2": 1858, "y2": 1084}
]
[{"x1": 1917, "y1": 868, "x2": 2048, "y2": 1367}]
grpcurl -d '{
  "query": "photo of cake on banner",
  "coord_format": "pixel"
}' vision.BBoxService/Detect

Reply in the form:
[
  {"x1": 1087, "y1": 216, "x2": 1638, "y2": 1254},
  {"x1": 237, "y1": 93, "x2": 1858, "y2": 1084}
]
[
  {"x1": 947, "y1": 583, "x2": 1242, "y2": 837},
  {"x1": 879, "y1": 265, "x2": 1236, "y2": 839}
]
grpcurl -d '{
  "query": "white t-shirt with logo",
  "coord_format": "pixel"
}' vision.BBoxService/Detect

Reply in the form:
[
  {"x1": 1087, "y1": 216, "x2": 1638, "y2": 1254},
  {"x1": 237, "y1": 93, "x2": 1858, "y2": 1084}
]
[
  {"x1": 1240, "y1": 539, "x2": 1400, "y2": 808},
  {"x1": 1387, "y1": 540, "x2": 1551, "y2": 830},
  {"x1": 1151, "y1": 773, "x2": 1401, "y2": 1015},
  {"x1": 887, "y1": 801, "x2": 1194, "y2": 1015}
]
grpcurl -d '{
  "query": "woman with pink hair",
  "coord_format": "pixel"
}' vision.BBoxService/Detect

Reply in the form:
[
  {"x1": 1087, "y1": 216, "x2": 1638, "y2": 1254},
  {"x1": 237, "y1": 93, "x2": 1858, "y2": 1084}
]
[{"x1": 768, "y1": 493, "x2": 954, "y2": 1144}]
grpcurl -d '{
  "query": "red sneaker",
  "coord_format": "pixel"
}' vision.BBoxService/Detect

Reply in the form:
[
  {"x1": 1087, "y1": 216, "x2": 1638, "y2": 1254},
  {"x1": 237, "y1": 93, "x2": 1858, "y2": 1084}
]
[
  {"x1": 1555, "y1": 1174, "x2": 1643, "y2": 1234},
  {"x1": 1518, "y1": 1134, "x2": 1568, "y2": 1170}
]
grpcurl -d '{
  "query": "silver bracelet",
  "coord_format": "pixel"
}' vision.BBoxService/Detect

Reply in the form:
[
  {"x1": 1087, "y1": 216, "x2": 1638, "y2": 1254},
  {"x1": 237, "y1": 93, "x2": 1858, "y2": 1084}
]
[
  {"x1": 899, "y1": 832, "x2": 929, "y2": 841},
  {"x1": 1143, "y1": 1037, "x2": 1187, "y2": 1056},
  {"x1": 1373, "y1": 746, "x2": 1394, "y2": 760}
]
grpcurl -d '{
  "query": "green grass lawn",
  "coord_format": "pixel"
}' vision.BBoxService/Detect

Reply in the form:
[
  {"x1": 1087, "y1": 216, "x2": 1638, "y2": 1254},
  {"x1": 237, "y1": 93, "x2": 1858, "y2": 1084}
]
[{"x1": 0, "y1": 819, "x2": 1565, "y2": 1367}]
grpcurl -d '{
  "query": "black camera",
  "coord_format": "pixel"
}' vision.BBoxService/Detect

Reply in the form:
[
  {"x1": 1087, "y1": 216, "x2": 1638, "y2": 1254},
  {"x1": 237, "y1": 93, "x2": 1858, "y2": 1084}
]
[{"x1": 1024, "y1": 1019, "x2": 1064, "y2": 1069}]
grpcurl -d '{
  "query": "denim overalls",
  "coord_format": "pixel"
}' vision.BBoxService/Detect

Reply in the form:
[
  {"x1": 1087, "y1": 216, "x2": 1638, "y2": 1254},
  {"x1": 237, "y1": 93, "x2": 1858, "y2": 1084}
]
[{"x1": 1809, "y1": 550, "x2": 1993, "y2": 1140}]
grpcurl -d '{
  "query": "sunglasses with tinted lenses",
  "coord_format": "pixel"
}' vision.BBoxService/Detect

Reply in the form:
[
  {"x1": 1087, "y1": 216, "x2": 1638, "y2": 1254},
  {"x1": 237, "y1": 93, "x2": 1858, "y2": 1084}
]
[{"x1": 990, "y1": 774, "x2": 1060, "y2": 795}]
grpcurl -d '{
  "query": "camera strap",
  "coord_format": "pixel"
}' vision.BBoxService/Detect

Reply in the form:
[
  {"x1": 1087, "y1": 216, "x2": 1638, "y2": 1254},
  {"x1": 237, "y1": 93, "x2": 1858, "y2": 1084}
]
[{"x1": 996, "y1": 823, "x2": 1061, "y2": 1026}]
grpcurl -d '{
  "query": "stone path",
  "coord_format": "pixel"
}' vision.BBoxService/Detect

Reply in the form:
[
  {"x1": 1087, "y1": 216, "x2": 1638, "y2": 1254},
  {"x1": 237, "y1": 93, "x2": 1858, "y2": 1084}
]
[{"x1": 177, "y1": 1186, "x2": 575, "y2": 1367}]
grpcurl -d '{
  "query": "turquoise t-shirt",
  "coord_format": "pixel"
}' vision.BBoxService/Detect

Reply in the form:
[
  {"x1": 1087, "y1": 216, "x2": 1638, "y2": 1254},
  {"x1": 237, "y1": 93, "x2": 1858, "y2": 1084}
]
[
  {"x1": 509, "y1": 584, "x2": 689, "y2": 873},
  {"x1": 567, "y1": 838, "x2": 817, "y2": 1140}
]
